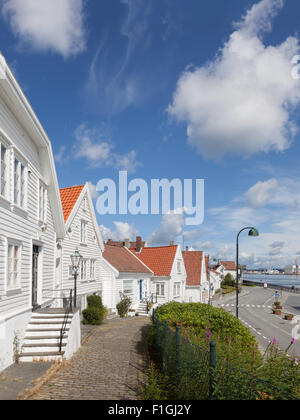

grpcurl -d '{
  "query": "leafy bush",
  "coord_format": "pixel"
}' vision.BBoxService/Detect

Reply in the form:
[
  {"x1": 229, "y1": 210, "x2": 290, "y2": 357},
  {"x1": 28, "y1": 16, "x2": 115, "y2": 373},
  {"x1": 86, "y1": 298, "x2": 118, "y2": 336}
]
[
  {"x1": 155, "y1": 302, "x2": 258, "y2": 364},
  {"x1": 82, "y1": 307, "x2": 103, "y2": 325},
  {"x1": 117, "y1": 294, "x2": 132, "y2": 318},
  {"x1": 82, "y1": 294, "x2": 105, "y2": 325},
  {"x1": 221, "y1": 273, "x2": 235, "y2": 287}
]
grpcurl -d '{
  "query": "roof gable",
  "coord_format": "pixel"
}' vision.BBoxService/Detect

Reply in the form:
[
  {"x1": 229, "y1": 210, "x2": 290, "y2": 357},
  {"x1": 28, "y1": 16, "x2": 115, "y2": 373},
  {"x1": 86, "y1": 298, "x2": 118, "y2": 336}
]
[
  {"x1": 103, "y1": 245, "x2": 153, "y2": 274},
  {"x1": 220, "y1": 261, "x2": 236, "y2": 271},
  {"x1": 182, "y1": 251, "x2": 203, "y2": 286},
  {"x1": 131, "y1": 245, "x2": 178, "y2": 276},
  {"x1": 60, "y1": 185, "x2": 84, "y2": 223}
]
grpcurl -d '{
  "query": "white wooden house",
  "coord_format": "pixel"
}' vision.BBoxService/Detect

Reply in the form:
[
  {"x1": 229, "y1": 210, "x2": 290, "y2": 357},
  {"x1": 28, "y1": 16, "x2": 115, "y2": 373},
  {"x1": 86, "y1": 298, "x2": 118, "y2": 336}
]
[
  {"x1": 102, "y1": 244, "x2": 153, "y2": 314},
  {"x1": 131, "y1": 243, "x2": 186, "y2": 305},
  {"x1": 183, "y1": 250, "x2": 209, "y2": 303},
  {"x1": 0, "y1": 53, "x2": 66, "y2": 370},
  {"x1": 58, "y1": 183, "x2": 105, "y2": 311}
]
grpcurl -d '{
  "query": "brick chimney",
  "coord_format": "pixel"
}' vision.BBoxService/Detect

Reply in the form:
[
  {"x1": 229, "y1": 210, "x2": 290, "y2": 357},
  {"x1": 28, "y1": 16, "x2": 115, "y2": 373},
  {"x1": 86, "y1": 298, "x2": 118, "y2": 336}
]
[
  {"x1": 186, "y1": 246, "x2": 189, "y2": 251},
  {"x1": 136, "y1": 236, "x2": 143, "y2": 253}
]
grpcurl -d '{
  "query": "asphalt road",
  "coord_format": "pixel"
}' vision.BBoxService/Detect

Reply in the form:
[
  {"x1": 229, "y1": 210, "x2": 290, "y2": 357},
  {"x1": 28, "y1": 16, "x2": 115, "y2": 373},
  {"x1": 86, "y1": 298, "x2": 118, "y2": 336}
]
[{"x1": 213, "y1": 286, "x2": 300, "y2": 358}]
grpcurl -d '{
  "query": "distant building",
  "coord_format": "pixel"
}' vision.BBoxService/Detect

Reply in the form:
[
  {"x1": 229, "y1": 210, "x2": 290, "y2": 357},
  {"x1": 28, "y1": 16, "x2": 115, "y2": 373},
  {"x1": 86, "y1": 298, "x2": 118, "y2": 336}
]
[{"x1": 284, "y1": 265, "x2": 298, "y2": 275}]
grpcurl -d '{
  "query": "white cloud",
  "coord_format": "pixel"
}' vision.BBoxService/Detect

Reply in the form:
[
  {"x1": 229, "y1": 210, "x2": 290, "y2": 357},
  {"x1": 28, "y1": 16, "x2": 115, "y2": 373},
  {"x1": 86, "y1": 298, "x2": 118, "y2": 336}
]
[
  {"x1": 74, "y1": 124, "x2": 141, "y2": 173},
  {"x1": 100, "y1": 221, "x2": 138, "y2": 241},
  {"x1": 246, "y1": 178, "x2": 278, "y2": 208},
  {"x1": 2, "y1": 0, "x2": 86, "y2": 57},
  {"x1": 167, "y1": 0, "x2": 300, "y2": 160},
  {"x1": 87, "y1": 182, "x2": 99, "y2": 200},
  {"x1": 148, "y1": 210, "x2": 185, "y2": 246}
]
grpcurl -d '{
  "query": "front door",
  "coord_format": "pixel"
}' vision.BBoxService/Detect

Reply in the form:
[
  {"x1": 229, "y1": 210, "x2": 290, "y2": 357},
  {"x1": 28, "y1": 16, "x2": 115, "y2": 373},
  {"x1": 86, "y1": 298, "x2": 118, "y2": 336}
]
[
  {"x1": 139, "y1": 280, "x2": 143, "y2": 301},
  {"x1": 32, "y1": 245, "x2": 39, "y2": 309}
]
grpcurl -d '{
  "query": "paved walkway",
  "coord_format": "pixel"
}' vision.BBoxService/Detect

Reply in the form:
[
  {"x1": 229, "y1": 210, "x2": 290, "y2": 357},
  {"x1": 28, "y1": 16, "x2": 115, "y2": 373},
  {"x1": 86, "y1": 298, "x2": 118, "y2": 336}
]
[
  {"x1": 29, "y1": 316, "x2": 150, "y2": 400},
  {"x1": 0, "y1": 362, "x2": 53, "y2": 400}
]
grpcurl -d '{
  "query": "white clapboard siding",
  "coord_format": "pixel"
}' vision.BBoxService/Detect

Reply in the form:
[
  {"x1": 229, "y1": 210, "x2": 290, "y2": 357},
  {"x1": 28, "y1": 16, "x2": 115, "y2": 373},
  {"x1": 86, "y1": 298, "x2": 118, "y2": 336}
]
[{"x1": 59, "y1": 185, "x2": 105, "y2": 310}]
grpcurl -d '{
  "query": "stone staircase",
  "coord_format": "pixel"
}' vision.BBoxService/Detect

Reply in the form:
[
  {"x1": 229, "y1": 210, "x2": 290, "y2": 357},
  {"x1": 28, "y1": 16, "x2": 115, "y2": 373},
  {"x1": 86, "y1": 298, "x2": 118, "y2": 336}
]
[
  {"x1": 20, "y1": 310, "x2": 72, "y2": 362},
  {"x1": 136, "y1": 302, "x2": 149, "y2": 316}
]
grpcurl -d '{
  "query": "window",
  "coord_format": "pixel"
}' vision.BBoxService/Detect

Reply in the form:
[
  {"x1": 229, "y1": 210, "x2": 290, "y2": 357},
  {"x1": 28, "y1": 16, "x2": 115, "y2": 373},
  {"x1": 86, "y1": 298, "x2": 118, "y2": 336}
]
[
  {"x1": 7, "y1": 243, "x2": 20, "y2": 290},
  {"x1": 80, "y1": 259, "x2": 88, "y2": 281},
  {"x1": 173, "y1": 283, "x2": 181, "y2": 297},
  {"x1": 123, "y1": 280, "x2": 133, "y2": 296},
  {"x1": 39, "y1": 183, "x2": 47, "y2": 221},
  {"x1": 177, "y1": 260, "x2": 182, "y2": 274},
  {"x1": 0, "y1": 143, "x2": 7, "y2": 198},
  {"x1": 90, "y1": 259, "x2": 96, "y2": 280},
  {"x1": 14, "y1": 158, "x2": 26, "y2": 208},
  {"x1": 156, "y1": 283, "x2": 165, "y2": 297},
  {"x1": 80, "y1": 221, "x2": 87, "y2": 244}
]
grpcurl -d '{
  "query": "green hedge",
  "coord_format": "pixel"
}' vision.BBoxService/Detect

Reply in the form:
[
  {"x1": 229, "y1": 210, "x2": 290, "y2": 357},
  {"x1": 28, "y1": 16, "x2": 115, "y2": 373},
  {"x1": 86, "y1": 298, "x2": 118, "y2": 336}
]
[{"x1": 155, "y1": 302, "x2": 259, "y2": 365}]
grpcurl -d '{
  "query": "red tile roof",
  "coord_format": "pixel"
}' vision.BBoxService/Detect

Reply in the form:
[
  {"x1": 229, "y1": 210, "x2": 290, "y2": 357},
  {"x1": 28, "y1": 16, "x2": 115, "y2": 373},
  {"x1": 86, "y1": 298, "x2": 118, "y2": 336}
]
[
  {"x1": 220, "y1": 261, "x2": 236, "y2": 271},
  {"x1": 182, "y1": 251, "x2": 204, "y2": 286},
  {"x1": 103, "y1": 244, "x2": 153, "y2": 274},
  {"x1": 131, "y1": 246, "x2": 178, "y2": 277},
  {"x1": 60, "y1": 185, "x2": 85, "y2": 222}
]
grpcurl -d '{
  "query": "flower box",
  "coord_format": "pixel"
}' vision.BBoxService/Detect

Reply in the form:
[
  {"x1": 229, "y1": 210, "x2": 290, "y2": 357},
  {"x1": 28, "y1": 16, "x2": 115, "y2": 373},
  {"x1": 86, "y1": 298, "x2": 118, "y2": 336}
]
[
  {"x1": 285, "y1": 314, "x2": 294, "y2": 321},
  {"x1": 272, "y1": 309, "x2": 282, "y2": 315}
]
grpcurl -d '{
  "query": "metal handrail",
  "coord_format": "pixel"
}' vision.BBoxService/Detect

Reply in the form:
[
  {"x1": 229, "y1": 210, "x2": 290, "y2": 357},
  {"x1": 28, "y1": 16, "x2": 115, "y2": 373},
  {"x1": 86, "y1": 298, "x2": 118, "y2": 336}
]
[{"x1": 59, "y1": 289, "x2": 73, "y2": 353}]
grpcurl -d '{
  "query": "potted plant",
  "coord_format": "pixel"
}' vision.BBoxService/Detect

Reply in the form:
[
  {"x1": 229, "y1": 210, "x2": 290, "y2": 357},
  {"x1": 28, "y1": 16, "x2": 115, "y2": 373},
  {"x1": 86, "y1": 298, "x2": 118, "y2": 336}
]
[
  {"x1": 272, "y1": 308, "x2": 282, "y2": 315},
  {"x1": 273, "y1": 301, "x2": 282, "y2": 310},
  {"x1": 284, "y1": 314, "x2": 294, "y2": 321}
]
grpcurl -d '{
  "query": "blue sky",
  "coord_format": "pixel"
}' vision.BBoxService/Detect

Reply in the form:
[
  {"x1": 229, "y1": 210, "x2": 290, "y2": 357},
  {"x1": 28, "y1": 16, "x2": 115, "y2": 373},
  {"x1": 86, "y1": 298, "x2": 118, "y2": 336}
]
[{"x1": 1, "y1": 0, "x2": 300, "y2": 268}]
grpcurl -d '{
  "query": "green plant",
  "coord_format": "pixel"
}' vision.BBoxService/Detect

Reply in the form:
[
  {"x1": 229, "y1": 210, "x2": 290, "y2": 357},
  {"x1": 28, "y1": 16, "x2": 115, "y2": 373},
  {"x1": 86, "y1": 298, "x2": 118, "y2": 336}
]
[
  {"x1": 103, "y1": 306, "x2": 108, "y2": 319},
  {"x1": 82, "y1": 295, "x2": 105, "y2": 325},
  {"x1": 82, "y1": 307, "x2": 103, "y2": 325},
  {"x1": 13, "y1": 331, "x2": 21, "y2": 364},
  {"x1": 143, "y1": 363, "x2": 171, "y2": 400},
  {"x1": 221, "y1": 273, "x2": 235, "y2": 288},
  {"x1": 116, "y1": 293, "x2": 132, "y2": 318},
  {"x1": 285, "y1": 314, "x2": 294, "y2": 320}
]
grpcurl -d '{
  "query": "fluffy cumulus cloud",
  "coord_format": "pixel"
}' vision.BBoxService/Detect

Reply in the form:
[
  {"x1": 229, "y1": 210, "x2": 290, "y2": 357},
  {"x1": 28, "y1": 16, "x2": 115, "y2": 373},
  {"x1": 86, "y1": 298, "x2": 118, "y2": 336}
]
[
  {"x1": 73, "y1": 124, "x2": 141, "y2": 173},
  {"x1": 246, "y1": 178, "x2": 278, "y2": 208},
  {"x1": 167, "y1": 0, "x2": 300, "y2": 159},
  {"x1": 1, "y1": 0, "x2": 86, "y2": 57},
  {"x1": 148, "y1": 210, "x2": 185, "y2": 246},
  {"x1": 99, "y1": 221, "x2": 138, "y2": 242}
]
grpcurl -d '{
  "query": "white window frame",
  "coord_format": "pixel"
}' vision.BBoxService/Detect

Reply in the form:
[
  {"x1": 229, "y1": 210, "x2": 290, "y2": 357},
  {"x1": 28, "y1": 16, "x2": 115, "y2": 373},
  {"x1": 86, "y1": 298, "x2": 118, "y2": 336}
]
[
  {"x1": 13, "y1": 154, "x2": 27, "y2": 209},
  {"x1": 90, "y1": 259, "x2": 96, "y2": 280},
  {"x1": 173, "y1": 282, "x2": 181, "y2": 298},
  {"x1": 156, "y1": 283, "x2": 165, "y2": 297},
  {"x1": 7, "y1": 240, "x2": 21, "y2": 292},
  {"x1": 123, "y1": 280, "x2": 134, "y2": 296},
  {"x1": 80, "y1": 259, "x2": 88, "y2": 281},
  {"x1": 0, "y1": 140, "x2": 8, "y2": 200},
  {"x1": 39, "y1": 182, "x2": 47, "y2": 222},
  {"x1": 177, "y1": 260, "x2": 182, "y2": 274},
  {"x1": 80, "y1": 220, "x2": 87, "y2": 244}
]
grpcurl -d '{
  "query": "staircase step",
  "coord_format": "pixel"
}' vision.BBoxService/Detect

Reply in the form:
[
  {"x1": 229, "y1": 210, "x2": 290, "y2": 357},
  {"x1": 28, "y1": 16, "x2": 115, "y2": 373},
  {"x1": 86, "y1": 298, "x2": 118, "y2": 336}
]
[
  {"x1": 23, "y1": 337, "x2": 68, "y2": 345},
  {"x1": 26, "y1": 328, "x2": 70, "y2": 334},
  {"x1": 31, "y1": 315, "x2": 72, "y2": 320},
  {"x1": 19, "y1": 352, "x2": 64, "y2": 363}
]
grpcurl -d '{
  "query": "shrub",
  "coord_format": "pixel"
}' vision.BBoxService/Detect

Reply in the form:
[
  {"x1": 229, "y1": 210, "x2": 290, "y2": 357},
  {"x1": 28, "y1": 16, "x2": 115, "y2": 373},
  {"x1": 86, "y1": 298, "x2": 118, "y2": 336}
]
[
  {"x1": 87, "y1": 295, "x2": 103, "y2": 308},
  {"x1": 117, "y1": 294, "x2": 132, "y2": 318},
  {"x1": 221, "y1": 273, "x2": 235, "y2": 287},
  {"x1": 82, "y1": 307, "x2": 103, "y2": 325},
  {"x1": 155, "y1": 302, "x2": 258, "y2": 365},
  {"x1": 82, "y1": 295, "x2": 105, "y2": 325}
]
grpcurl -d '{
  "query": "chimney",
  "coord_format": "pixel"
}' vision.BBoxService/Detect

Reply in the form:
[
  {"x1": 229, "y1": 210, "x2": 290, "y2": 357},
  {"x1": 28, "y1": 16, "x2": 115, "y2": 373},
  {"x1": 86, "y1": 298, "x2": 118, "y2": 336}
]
[
  {"x1": 136, "y1": 236, "x2": 143, "y2": 253},
  {"x1": 124, "y1": 238, "x2": 130, "y2": 248},
  {"x1": 170, "y1": 240, "x2": 174, "y2": 246},
  {"x1": 186, "y1": 246, "x2": 189, "y2": 251}
]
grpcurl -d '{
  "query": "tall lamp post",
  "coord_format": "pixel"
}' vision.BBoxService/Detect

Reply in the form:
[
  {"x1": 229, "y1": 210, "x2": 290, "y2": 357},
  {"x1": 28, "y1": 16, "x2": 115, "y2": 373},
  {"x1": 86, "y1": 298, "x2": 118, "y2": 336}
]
[
  {"x1": 236, "y1": 227, "x2": 259, "y2": 319},
  {"x1": 70, "y1": 248, "x2": 82, "y2": 308}
]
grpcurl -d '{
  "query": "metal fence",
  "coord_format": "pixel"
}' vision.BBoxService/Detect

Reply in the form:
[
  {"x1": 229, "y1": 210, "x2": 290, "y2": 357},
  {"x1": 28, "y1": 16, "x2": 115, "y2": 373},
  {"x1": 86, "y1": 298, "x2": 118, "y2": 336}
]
[{"x1": 152, "y1": 313, "x2": 300, "y2": 400}]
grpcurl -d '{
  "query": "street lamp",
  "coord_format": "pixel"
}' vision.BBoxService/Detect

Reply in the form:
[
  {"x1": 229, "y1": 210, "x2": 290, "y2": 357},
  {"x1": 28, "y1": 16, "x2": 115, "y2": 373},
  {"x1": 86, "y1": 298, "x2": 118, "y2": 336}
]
[
  {"x1": 236, "y1": 227, "x2": 259, "y2": 319},
  {"x1": 70, "y1": 248, "x2": 82, "y2": 308}
]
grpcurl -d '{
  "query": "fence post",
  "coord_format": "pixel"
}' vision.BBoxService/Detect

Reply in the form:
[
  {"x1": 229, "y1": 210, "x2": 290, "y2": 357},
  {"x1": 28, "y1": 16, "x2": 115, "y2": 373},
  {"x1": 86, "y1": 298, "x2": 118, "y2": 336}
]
[
  {"x1": 175, "y1": 326, "x2": 180, "y2": 381},
  {"x1": 209, "y1": 341, "x2": 216, "y2": 400},
  {"x1": 163, "y1": 322, "x2": 168, "y2": 373}
]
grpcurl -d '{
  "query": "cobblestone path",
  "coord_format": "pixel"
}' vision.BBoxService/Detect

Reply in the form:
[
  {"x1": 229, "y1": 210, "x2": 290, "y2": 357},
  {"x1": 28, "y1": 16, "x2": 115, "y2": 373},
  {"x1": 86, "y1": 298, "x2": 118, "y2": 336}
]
[{"x1": 30, "y1": 317, "x2": 150, "y2": 400}]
